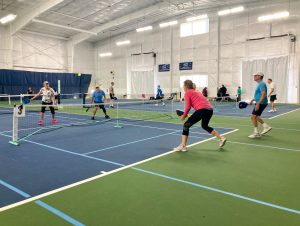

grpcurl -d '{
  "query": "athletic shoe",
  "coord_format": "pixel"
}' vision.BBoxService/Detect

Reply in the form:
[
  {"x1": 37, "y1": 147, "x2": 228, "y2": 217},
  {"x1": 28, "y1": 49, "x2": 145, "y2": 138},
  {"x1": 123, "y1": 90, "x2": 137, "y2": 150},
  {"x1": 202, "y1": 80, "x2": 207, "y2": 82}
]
[
  {"x1": 162, "y1": 102, "x2": 165, "y2": 106},
  {"x1": 248, "y1": 133, "x2": 261, "y2": 139},
  {"x1": 173, "y1": 144, "x2": 187, "y2": 152},
  {"x1": 91, "y1": 116, "x2": 95, "y2": 120},
  {"x1": 105, "y1": 115, "x2": 110, "y2": 119},
  {"x1": 51, "y1": 119, "x2": 58, "y2": 124},
  {"x1": 274, "y1": 108, "x2": 277, "y2": 112},
  {"x1": 219, "y1": 137, "x2": 227, "y2": 148},
  {"x1": 261, "y1": 126, "x2": 272, "y2": 135},
  {"x1": 38, "y1": 120, "x2": 43, "y2": 125},
  {"x1": 155, "y1": 104, "x2": 158, "y2": 106},
  {"x1": 110, "y1": 105, "x2": 114, "y2": 108},
  {"x1": 268, "y1": 110, "x2": 275, "y2": 113}
]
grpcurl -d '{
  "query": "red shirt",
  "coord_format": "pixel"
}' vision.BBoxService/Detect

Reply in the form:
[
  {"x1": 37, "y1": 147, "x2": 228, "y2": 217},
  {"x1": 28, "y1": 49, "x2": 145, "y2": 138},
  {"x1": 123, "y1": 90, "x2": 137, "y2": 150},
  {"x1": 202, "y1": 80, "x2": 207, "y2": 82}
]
[{"x1": 183, "y1": 89, "x2": 212, "y2": 117}]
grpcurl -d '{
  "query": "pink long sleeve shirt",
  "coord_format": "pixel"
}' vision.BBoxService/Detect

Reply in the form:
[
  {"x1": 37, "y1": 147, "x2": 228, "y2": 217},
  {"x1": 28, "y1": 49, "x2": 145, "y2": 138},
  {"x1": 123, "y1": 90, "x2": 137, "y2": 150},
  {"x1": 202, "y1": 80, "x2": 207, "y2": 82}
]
[{"x1": 183, "y1": 89, "x2": 213, "y2": 117}]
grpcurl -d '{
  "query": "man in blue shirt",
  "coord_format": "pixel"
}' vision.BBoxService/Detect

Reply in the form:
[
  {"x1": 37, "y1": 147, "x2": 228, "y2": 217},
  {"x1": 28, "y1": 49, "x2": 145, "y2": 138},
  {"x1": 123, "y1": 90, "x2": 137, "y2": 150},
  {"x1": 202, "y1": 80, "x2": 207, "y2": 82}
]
[
  {"x1": 155, "y1": 85, "x2": 165, "y2": 106},
  {"x1": 248, "y1": 72, "x2": 272, "y2": 138},
  {"x1": 91, "y1": 85, "x2": 110, "y2": 120}
]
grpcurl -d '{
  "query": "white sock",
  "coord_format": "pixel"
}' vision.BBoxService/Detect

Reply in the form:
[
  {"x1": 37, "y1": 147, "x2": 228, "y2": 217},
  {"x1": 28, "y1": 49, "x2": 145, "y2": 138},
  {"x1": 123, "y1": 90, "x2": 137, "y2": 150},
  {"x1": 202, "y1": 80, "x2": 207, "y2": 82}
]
[
  {"x1": 254, "y1": 127, "x2": 258, "y2": 133},
  {"x1": 262, "y1": 123, "x2": 269, "y2": 128}
]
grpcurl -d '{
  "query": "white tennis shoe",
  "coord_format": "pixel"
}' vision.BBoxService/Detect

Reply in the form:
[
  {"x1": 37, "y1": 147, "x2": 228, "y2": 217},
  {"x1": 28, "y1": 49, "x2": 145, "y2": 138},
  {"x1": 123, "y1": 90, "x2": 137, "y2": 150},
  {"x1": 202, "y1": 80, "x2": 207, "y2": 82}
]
[
  {"x1": 219, "y1": 137, "x2": 227, "y2": 148},
  {"x1": 248, "y1": 133, "x2": 261, "y2": 139},
  {"x1": 261, "y1": 126, "x2": 272, "y2": 135},
  {"x1": 173, "y1": 144, "x2": 187, "y2": 152}
]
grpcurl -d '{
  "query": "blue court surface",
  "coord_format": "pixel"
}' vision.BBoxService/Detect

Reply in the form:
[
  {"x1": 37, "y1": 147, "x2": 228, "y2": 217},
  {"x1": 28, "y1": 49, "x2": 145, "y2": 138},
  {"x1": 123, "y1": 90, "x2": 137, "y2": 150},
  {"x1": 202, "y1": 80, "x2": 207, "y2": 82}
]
[{"x1": 0, "y1": 113, "x2": 233, "y2": 208}]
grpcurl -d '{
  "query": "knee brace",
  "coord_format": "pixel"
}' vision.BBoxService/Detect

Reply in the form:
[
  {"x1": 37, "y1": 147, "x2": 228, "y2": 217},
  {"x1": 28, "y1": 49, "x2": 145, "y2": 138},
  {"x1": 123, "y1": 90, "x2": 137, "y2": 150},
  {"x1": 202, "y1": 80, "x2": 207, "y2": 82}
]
[{"x1": 182, "y1": 121, "x2": 191, "y2": 136}]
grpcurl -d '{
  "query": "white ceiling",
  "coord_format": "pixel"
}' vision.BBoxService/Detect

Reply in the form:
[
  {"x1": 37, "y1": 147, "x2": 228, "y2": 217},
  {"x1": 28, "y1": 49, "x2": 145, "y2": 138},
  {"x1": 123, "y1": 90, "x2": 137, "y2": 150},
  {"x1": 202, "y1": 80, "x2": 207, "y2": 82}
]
[{"x1": 0, "y1": 0, "x2": 294, "y2": 43}]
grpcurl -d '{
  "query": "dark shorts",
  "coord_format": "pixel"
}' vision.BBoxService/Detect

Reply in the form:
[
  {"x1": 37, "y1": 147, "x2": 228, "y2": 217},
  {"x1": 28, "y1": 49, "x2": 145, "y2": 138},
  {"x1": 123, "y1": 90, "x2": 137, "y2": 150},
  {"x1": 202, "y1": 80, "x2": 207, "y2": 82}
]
[
  {"x1": 270, "y1": 95, "x2": 277, "y2": 102},
  {"x1": 41, "y1": 102, "x2": 55, "y2": 114},
  {"x1": 252, "y1": 104, "x2": 268, "y2": 116},
  {"x1": 109, "y1": 93, "x2": 114, "y2": 99},
  {"x1": 94, "y1": 102, "x2": 104, "y2": 107}
]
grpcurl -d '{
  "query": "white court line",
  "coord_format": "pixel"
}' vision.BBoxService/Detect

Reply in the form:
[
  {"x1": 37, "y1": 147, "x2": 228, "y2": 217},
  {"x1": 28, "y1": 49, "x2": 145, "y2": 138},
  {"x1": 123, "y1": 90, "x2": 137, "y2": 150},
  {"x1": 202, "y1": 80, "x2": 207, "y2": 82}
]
[
  {"x1": 269, "y1": 108, "x2": 300, "y2": 119},
  {"x1": 184, "y1": 134, "x2": 300, "y2": 153},
  {"x1": 211, "y1": 122, "x2": 300, "y2": 132},
  {"x1": 0, "y1": 128, "x2": 238, "y2": 212}
]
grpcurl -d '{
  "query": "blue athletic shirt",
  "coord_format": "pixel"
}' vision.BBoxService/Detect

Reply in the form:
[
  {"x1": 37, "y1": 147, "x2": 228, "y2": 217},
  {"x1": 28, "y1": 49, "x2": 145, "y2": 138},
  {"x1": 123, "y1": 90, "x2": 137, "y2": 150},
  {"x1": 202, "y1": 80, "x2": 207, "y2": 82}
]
[
  {"x1": 254, "y1": 81, "x2": 268, "y2": 105},
  {"x1": 93, "y1": 90, "x2": 105, "y2": 103},
  {"x1": 157, "y1": 88, "x2": 163, "y2": 97}
]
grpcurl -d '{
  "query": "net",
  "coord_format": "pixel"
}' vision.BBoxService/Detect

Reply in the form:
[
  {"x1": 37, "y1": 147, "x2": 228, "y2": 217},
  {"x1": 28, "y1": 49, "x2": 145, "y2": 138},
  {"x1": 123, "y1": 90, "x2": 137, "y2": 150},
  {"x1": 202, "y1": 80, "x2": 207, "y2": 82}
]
[
  {"x1": 9, "y1": 99, "x2": 175, "y2": 145},
  {"x1": 208, "y1": 95, "x2": 239, "y2": 112}
]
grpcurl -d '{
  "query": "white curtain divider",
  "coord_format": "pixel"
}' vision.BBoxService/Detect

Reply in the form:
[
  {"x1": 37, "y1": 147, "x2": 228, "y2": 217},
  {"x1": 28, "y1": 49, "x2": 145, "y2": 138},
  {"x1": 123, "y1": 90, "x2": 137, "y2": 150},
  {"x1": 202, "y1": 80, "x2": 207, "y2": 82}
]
[{"x1": 242, "y1": 56, "x2": 288, "y2": 103}]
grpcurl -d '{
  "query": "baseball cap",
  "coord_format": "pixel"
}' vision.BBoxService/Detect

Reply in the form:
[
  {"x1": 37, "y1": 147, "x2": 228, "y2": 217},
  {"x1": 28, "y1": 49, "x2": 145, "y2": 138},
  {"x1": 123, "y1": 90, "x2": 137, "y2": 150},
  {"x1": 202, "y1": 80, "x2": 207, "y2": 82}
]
[
  {"x1": 44, "y1": 81, "x2": 49, "y2": 85},
  {"x1": 252, "y1": 72, "x2": 264, "y2": 77}
]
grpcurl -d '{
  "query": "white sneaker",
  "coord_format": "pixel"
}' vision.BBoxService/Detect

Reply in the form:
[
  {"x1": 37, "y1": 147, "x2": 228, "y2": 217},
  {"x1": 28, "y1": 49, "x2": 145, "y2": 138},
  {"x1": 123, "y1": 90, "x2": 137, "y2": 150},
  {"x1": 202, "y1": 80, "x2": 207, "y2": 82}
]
[
  {"x1": 268, "y1": 109, "x2": 274, "y2": 113},
  {"x1": 261, "y1": 126, "x2": 272, "y2": 135},
  {"x1": 248, "y1": 133, "x2": 261, "y2": 139},
  {"x1": 219, "y1": 138, "x2": 227, "y2": 148},
  {"x1": 274, "y1": 108, "x2": 277, "y2": 112},
  {"x1": 173, "y1": 144, "x2": 187, "y2": 152}
]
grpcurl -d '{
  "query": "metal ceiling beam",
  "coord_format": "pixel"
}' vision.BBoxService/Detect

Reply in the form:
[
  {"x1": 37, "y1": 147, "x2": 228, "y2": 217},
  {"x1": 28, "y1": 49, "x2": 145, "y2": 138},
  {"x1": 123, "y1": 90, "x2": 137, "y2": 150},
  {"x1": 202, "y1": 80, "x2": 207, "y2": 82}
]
[
  {"x1": 10, "y1": 0, "x2": 65, "y2": 35},
  {"x1": 20, "y1": 30, "x2": 70, "y2": 41},
  {"x1": 71, "y1": 1, "x2": 170, "y2": 45},
  {"x1": 32, "y1": 19, "x2": 99, "y2": 36}
]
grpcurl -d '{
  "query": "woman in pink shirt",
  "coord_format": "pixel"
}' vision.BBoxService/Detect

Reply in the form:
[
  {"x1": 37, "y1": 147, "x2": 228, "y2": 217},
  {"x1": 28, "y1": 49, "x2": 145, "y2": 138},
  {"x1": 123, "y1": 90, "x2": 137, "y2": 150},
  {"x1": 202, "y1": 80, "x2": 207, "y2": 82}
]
[{"x1": 174, "y1": 80, "x2": 227, "y2": 152}]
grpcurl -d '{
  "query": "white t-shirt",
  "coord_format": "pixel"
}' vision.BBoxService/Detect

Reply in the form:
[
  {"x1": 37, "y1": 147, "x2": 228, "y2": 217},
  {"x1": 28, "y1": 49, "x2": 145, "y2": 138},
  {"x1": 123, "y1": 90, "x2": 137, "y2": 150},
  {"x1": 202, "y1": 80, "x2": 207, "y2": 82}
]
[
  {"x1": 269, "y1": 82, "x2": 277, "y2": 96},
  {"x1": 39, "y1": 87, "x2": 55, "y2": 103}
]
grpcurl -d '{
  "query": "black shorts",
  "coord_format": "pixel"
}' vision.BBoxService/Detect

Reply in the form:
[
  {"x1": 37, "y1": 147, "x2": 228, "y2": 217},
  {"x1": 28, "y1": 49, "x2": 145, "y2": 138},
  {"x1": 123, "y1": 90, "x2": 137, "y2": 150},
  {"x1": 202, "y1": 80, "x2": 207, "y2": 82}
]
[
  {"x1": 41, "y1": 102, "x2": 55, "y2": 114},
  {"x1": 109, "y1": 93, "x2": 114, "y2": 99},
  {"x1": 270, "y1": 95, "x2": 277, "y2": 102},
  {"x1": 252, "y1": 104, "x2": 268, "y2": 116}
]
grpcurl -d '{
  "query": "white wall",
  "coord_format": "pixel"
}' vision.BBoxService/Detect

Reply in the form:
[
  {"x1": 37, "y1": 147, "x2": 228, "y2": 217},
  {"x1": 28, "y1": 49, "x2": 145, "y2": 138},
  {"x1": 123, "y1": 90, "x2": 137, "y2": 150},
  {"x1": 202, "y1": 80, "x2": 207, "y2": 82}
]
[
  {"x1": 94, "y1": 0, "x2": 300, "y2": 103},
  {"x1": 73, "y1": 41, "x2": 95, "y2": 75}
]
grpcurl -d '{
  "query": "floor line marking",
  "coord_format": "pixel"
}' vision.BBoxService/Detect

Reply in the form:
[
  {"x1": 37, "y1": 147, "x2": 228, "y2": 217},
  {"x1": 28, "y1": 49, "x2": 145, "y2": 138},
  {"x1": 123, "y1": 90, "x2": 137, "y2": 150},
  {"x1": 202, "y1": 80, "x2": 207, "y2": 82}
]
[
  {"x1": 132, "y1": 168, "x2": 300, "y2": 215},
  {"x1": 184, "y1": 133, "x2": 300, "y2": 153},
  {"x1": 0, "y1": 180, "x2": 85, "y2": 225},
  {"x1": 269, "y1": 108, "x2": 300, "y2": 119},
  {"x1": 84, "y1": 131, "x2": 180, "y2": 155},
  {"x1": 0, "y1": 129, "x2": 238, "y2": 212}
]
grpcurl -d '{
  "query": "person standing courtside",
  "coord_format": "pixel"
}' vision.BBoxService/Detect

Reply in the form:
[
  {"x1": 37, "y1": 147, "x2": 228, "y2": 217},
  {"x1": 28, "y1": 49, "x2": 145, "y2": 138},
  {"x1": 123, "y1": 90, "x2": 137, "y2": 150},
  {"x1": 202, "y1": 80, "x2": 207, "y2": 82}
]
[
  {"x1": 109, "y1": 82, "x2": 115, "y2": 108},
  {"x1": 30, "y1": 81, "x2": 58, "y2": 125},
  {"x1": 248, "y1": 72, "x2": 272, "y2": 138},
  {"x1": 267, "y1": 78, "x2": 277, "y2": 112},
  {"x1": 237, "y1": 86, "x2": 242, "y2": 102}
]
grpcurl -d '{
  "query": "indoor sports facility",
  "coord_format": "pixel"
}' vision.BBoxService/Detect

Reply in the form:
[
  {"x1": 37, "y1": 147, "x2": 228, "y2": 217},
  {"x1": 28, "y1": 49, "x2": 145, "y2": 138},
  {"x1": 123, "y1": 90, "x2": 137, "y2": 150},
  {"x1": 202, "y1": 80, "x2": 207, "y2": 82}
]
[{"x1": 0, "y1": 0, "x2": 300, "y2": 225}]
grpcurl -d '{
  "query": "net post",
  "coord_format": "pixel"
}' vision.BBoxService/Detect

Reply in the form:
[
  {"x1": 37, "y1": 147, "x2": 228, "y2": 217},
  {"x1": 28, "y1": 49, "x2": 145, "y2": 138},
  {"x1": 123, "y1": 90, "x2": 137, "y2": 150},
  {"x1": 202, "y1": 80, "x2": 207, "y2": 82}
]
[
  {"x1": 114, "y1": 102, "x2": 123, "y2": 128},
  {"x1": 9, "y1": 106, "x2": 19, "y2": 146}
]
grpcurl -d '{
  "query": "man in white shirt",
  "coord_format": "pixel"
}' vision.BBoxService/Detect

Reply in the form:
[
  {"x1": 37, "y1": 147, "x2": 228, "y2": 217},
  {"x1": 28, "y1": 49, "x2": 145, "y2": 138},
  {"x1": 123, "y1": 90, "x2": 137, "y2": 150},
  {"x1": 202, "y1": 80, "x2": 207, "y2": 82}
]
[{"x1": 267, "y1": 78, "x2": 277, "y2": 112}]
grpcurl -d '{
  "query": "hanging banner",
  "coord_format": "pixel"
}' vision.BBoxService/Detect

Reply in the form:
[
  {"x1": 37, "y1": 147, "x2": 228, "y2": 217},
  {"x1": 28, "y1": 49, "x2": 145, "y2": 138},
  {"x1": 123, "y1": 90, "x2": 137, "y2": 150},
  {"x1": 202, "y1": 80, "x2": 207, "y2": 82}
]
[
  {"x1": 179, "y1": 62, "x2": 193, "y2": 71},
  {"x1": 158, "y1": 64, "x2": 170, "y2": 72}
]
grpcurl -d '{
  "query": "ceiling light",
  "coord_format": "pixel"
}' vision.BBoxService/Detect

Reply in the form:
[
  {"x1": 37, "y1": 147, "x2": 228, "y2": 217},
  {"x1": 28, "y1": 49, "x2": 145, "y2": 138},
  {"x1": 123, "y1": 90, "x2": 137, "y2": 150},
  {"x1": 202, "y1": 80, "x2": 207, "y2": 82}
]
[
  {"x1": 258, "y1": 11, "x2": 289, "y2": 22},
  {"x1": 136, "y1": 26, "x2": 153, "y2": 32},
  {"x1": 0, "y1": 14, "x2": 17, "y2": 24},
  {"x1": 116, "y1": 40, "x2": 131, "y2": 46},
  {"x1": 159, "y1": 20, "x2": 178, "y2": 28},
  {"x1": 99, "y1": 52, "x2": 112, "y2": 57},
  {"x1": 218, "y1": 6, "x2": 244, "y2": 16},
  {"x1": 186, "y1": 14, "x2": 208, "y2": 22}
]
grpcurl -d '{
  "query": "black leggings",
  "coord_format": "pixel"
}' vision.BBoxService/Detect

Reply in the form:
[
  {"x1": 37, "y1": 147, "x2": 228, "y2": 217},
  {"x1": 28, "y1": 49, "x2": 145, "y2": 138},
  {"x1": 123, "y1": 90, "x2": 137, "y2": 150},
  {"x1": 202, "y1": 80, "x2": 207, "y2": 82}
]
[
  {"x1": 41, "y1": 102, "x2": 55, "y2": 114},
  {"x1": 182, "y1": 109, "x2": 214, "y2": 136}
]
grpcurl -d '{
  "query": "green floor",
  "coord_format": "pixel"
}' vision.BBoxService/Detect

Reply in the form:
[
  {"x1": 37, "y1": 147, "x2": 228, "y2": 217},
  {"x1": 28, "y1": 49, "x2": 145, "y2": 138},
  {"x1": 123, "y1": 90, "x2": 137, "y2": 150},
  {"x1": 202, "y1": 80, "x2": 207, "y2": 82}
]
[{"x1": 0, "y1": 110, "x2": 300, "y2": 226}]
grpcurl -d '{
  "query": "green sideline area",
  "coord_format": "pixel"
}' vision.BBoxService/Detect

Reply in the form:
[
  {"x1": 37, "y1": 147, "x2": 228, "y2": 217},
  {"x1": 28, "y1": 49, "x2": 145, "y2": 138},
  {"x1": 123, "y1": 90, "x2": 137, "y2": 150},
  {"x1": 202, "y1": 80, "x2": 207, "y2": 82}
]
[{"x1": 0, "y1": 110, "x2": 299, "y2": 226}]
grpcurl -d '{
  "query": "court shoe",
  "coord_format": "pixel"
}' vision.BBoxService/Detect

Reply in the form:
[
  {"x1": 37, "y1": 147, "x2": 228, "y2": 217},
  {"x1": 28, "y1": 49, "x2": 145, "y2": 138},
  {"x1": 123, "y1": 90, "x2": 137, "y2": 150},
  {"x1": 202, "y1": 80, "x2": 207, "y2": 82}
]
[
  {"x1": 268, "y1": 109, "x2": 275, "y2": 113},
  {"x1": 261, "y1": 126, "x2": 272, "y2": 135},
  {"x1": 219, "y1": 137, "x2": 227, "y2": 148},
  {"x1": 38, "y1": 120, "x2": 43, "y2": 125},
  {"x1": 91, "y1": 116, "x2": 95, "y2": 120},
  {"x1": 173, "y1": 144, "x2": 187, "y2": 152},
  {"x1": 248, "y1": 133, "x2": 261, "y2": 139},
  {"x1": 105, "y1": 115, "x2": 110, "y2": 119},
  {"x1": 51, "y1": 119, "x2": 58, "y2": 124}
]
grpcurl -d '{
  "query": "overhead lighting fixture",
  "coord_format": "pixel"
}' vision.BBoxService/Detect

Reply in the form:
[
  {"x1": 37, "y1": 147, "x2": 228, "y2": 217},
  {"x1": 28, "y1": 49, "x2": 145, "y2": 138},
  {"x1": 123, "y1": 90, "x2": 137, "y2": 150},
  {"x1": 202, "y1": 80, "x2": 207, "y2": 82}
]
[
  {"x1": 99, "y1": 52, "x2": 112, "y2": 57},
  {"x1": 159, "y1": 20, "x2": 178, "y2": 28},
  {"x1": 258, "y1": 11, "x2": 289, "y2": 22},
  {"x1": 218, "y1": 6, "x2": 244, "y2": 16},
  {"x1": 186, "y1": 14, "x2": 208, "y2": 22},
  {"x1": 0, "y1": 14, "x2": 17, "y2": 24},
  {"x1": 116, "y1": 40, "x2": 131, "y2": 46},
  {"x1": 136, "y1": 26, "x2": 153, "y2": 32}
]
